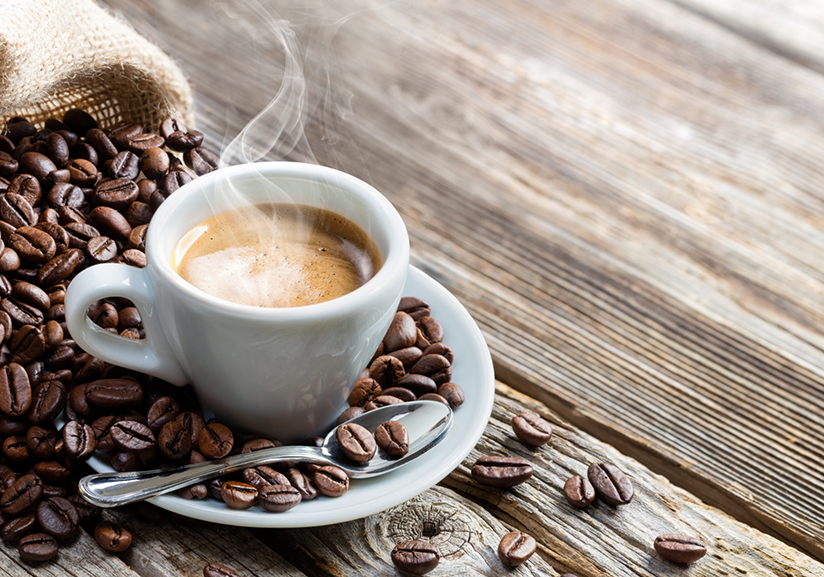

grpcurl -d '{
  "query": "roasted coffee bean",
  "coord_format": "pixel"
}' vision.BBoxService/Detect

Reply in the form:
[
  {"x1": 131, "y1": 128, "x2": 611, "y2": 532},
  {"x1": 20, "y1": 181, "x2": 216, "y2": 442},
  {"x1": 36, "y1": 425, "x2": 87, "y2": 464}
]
[
  {"x1": 348, "y1": 377, "x2": 381, "y2": 407},
  {"x1": 110, "y1": 451, "x2": 140, "y2": 472},
  {"x1": 146, "y1": 395, "x2": 180, "y2": 433},
  {"x1": 0, "y1": 416, "x2": 26, "y2": 437},
  {"x1": 90, "y1": 206, "x2": 131, "y2": 239},
  {"x1": 45, "y1": 133, "x2": 70, "y2": 168},
  {"x1": 18, "y1": 532, "x2": 58, "y2": 561},
  {"x1": 63, "y1": 420, "x2": 96, "y2": 461},
  {"x1": 48, "y1": 182, "x2": 85, "y2": 209},
  {"x1": 240, "y1": 438, "x2": 277, "y2": 453},
  {"x1": 380, "y1": 387, "x2": 416, "y2": 402},
  {"x1": 123, "y1": 201, "x2": 153, "y2": 227},
  {"x1": 3, "y1": 297, "x2": 44, "y2": 327},
  {"x1": 416, "y1": 316, "x2": 444, "y2": 349},
  {"x1": 108, "y1": 150, "x2": 140, "y2": 180},
  {"x1": 160, "y1": 169, "x2": 194, "y2": 195},
  {"x1": 67, "y1": 158, "x2": 98, "y2": 187},
  {"x1": 0, "y1": 362, "x2": 31, "y2": 416},
  {"x1": 587, "y1": 462, "x2": 633, "y2": 506},
  {"x1": 176, "y1": 411, "x2": 206, "y2": 443},
  {"x1": 95, "y1": 178, "x2": 139, "y2": 210},
  {"x1": 85, "y1": 378, "x2": 143, "y2": 409},
  {"x1": 397, "y1": 296, "x2": 431, "y2": 320},
  {"x1": 204, "y1": 562, "x2": 241, "y2": 577},
  {"x1": 70, "y1": 142, "x2": 98, "y2": 166},
  {"x1": 43, "y1": 343, "x2": 75, "y2": 370},
  {"x1": 409, "y1": 354, "x2": 452, "y2": 385},
  {"x1": 35, "y1": 223, "x2": 70, "y2": 255},
  {"x1": 8, "y1": 174, "x2": 42, "y2": 207},
  {"x1": 0, "y1": 193, "x2": 37, "y2": 227},
  {"x1": 167, "y1": 130, "x2": 204, "y2": 152},
  {"x1": 135, "y1": 179, "x2": 157, "y2": 204},
  {"x1": 32, "y1": 461, "x2": 70, "y2": 485},
  {"x1": 94, "y1": 520, "x2": 132, "y2": 552},
  {"x1": 0, "y1": 151, "x2": 18, "y2": 178},
  {"x1": 387, "y1": 346, "x2": 422, "y2": 370},
  {"x1": 241, "y1": 467, "x2": 287, "y2": 491},
  {"x1": 64, "y1": 222, "x2": 100, "y2": 249},
  {"x1": 437, "y1": 382, "x2": 464, "y2": 409},
  {"x1": 0, "y1": 473, "x2": 43, "y2": 516},
  {"x1": 363, "y1": 394, "x2": 403, "y2": 411},
  {"x1": 110, "y1": 420, "x2": 156, "y2": 452},
  {"x1": 471, "y1": 456, "x2": 533, "y2": 488},
  {"x1": 564, "y1": 475, "x2": 595, "y2": 508},
  {"x1": 158, "y1": 420, "x2": 191, "y2": 460},
  {"x1": 36, "y1": 497, "x2": 79, "y2": 540},
  {"x1": 336, "y1": 405, "x2": 365, "y2": 425},
  {"x1": 512, "y1": 412, "x2": 552, "y2": 446},
  {"x1": 10, "y1": 325, "x2": 45, "y2": 365},
  {"x1": 19, "y1": 152, "x2": 57, "y2": 181},
  {"x1": 198, "y1": 423, "x2": 234, "y2": 459},
  {"x1": 178, "y1": 484, "x2": 208, "y2": 500},
  {"x1": 128, "y1": 133, "x2": 165, "y2": 153},
  {"x1": 1, "y1": 513, "x2": 35, "y2": 542},
  {"x1": 383, "y1": 311, "x2": 417, "y2": 352},
  {"x1": 41, "y1": 485, "x2": 66, "y2": 500},
  {"x1": 85, "y1": 128, "x2": 118, "y2": 161},
  {"x1": 2, "y1": 435, "x2": 29, "y2": 462},
  {"x1": 336, "y1": 422, "x2": 376, "y2": 462},
  {"x1": 119, "y1": 248, "x2": 146, "y2": 268},
  {"x1": 375, "y1": 420, "x2": 409, "y2": 458},
  {"x1": 497, "y1": 531, "x2": 536, "y2": 568},
  {"x1": 89, "y1": 301, "x2": 118, "y2": 329},
  {"x1": 0, "y1": 134, "x2": 13, "y2": 154},
  {"x1": 10, "y1": 227, "x2": 56, "y2": 264},
  {"x1": 369, "y1": 355, "x2": 405, "y2": 387},
  {"x1": 654, "y1": 534, "x2": 707, "y2": 564},
  {"x1": 127, "y1": 224, "x2": 148, "y2": 251},
  {"x1": 90, "y1": 415, "x2": 117, "y2": 452},
  {"x1": 395, "y1": 373, "x2": 437, "y2": 396},
  {"x1": 38, "y1": 249, "x2": 83, "y2": 286},
  {"x1": 0, "y1": 247, "x2": 20, "y2": 273},
  {"x1": 109, "y1": 123, "x2": 143, "y2": 150},
  {"x1": 26, "y1": 426, "x2": 58, "y2": 460},
  {"x1": 67, "y1": 494, "x2": 101, "y2": 525},
  {"x1": 28, "y1": 381, "x2": 66, "y2": 425},
  {"x1": 286, "y1": 467, "x2": 318, "y2": 501},
  {"x1": 6, "y1": 120, "x2": 36, "y2": 144},
  {"x1": 391, "y1": 540, "x2": 440, "y2": 575},
  {"x1": 220, "y1": 481, "x2": 258, "y2": 510},
  {"x1": 139, "y1": 147, "x2": 170, "y2": 179},
  {"x1": 85, "y1": 236, "x2": 118, "y2": 263},
  {"x1": 258, "y1": 484, "x2": 302, "y2": 512},
  {"x1": 12, "y1": 281, "x2": 50, "y2": 312},
  {"x1": 184, "y1": 147, "x2": 220, "y2": 175},
  {"x1": 63, "y1": 109, "x2": 97, "y2": 136},
  {"x1": 314, "y1": 466, "x2": 349, "y2": 497}
]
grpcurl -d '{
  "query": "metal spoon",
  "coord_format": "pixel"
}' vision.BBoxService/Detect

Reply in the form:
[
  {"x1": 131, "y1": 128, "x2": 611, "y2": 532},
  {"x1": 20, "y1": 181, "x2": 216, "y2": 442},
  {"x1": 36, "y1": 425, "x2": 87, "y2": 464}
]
[{"x1": 78, "y1": 400, "x2": 453, "y2": 508}]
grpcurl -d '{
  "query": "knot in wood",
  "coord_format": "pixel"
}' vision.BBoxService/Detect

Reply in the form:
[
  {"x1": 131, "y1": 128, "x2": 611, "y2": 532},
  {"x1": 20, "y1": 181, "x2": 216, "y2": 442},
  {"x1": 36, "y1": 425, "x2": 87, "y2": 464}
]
[{"x1": 384, "y1": 497, "x2": 472, "y2": 558}]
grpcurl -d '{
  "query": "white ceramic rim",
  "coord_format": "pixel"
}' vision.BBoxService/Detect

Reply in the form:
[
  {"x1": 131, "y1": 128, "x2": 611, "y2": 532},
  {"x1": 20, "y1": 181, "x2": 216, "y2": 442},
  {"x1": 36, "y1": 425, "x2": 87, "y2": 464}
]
[
  {"x1": 83, "y1": 265, "x2": 495, "y2": 527},
  {"x1": 145, "y1": 161, "x2": 410, "y2": 321}
]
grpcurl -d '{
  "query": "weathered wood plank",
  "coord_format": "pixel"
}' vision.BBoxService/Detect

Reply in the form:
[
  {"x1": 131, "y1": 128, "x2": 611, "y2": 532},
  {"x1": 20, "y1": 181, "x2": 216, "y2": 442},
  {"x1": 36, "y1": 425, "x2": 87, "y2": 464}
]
[
  {"x1": 102, "y1": 0, "x2": 824, "y2": 560},
  {"x1": 251, "y1": 385, "x2": 823, "y2": 576}
]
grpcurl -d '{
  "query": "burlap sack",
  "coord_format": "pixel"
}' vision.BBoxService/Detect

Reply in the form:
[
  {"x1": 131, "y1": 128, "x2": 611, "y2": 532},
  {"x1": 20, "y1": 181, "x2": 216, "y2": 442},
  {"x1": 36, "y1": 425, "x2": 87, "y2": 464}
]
[{"x1": 0, "y1": 0, "x2": 193, "y2": 131}]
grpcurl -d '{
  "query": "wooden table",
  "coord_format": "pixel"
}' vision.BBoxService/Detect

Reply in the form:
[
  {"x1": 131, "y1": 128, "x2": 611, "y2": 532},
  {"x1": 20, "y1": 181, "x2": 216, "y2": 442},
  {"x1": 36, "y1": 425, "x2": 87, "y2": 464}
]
[{"x1": 5, "y1": 0, "x2": 824, "y2": 574}]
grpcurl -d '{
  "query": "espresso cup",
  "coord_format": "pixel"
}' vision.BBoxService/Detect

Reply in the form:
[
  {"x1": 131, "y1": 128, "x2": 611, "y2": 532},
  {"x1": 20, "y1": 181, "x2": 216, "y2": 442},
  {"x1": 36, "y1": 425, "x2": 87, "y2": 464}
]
[{"x1": 65, "y1": 162, "x2": 409, "y2": 442}]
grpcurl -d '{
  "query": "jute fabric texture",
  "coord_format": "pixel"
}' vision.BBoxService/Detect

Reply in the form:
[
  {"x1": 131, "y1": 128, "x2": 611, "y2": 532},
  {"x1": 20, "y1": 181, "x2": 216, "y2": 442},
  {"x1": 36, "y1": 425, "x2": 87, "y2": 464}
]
[{"x1": 0, "y1": 0, "x2": 193, "y2": 130}]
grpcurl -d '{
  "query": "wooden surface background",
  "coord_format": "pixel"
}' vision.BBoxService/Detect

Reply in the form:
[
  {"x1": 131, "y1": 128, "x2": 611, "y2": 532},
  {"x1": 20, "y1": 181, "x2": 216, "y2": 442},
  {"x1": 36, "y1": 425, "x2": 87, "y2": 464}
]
[{"x1": 8, "y1": 0, "x2": 823, "y2": 573}]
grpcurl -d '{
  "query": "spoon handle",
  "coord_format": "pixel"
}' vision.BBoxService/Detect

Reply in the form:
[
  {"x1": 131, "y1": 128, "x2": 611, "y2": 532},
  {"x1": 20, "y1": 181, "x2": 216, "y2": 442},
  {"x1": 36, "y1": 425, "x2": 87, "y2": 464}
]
[{"x1": 78, "y1": 445, "x2": 328, "y2": 508}]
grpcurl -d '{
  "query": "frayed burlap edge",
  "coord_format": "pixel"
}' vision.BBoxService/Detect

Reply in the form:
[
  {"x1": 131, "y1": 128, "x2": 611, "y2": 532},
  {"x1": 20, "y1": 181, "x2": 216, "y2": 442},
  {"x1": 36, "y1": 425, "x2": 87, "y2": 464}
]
[{"x1": 0, "y1": 0, "x2": 193, "y2": 131}]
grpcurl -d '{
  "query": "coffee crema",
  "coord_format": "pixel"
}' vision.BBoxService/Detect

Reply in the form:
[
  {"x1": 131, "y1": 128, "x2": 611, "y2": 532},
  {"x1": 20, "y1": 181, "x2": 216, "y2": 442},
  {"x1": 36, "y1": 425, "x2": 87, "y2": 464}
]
[{"x1": 171, "y1": 203, "x2": 382, "y2": 308}]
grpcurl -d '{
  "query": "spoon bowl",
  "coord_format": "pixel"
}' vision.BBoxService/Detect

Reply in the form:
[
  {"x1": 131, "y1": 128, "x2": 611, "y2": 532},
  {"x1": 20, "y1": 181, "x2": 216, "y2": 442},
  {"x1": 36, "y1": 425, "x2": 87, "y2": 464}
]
[{"x1": 78, "y1": 400, "x2": 452, "y2": 509}]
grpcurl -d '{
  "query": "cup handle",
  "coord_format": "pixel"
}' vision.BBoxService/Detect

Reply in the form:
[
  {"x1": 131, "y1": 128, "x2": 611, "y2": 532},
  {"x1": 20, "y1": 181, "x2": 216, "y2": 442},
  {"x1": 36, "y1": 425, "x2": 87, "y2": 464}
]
[{"x1": 64, "y1": 263, "x2": 188, "y2": 386}]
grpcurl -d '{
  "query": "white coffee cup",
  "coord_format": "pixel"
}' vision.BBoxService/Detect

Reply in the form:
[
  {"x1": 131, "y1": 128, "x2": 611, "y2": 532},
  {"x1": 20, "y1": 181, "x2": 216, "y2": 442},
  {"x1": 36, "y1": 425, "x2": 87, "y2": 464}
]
[{"x1": 65, "y1": 162, "x2": 409, "y2": 442}]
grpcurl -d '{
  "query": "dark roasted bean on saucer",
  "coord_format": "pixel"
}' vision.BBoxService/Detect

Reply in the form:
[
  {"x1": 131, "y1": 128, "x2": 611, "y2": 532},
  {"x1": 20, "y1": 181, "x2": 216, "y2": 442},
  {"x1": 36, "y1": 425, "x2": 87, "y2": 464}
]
[
  {"x1": 437, "y1": 382, "x2": 464, "y2": 409},
  {"x1": 383, "y1": 311, "x2": 417, "y2": 352},
  {"x1": 286, "y1": 467, "x2": 318, "y2": 500},
  {"x1": 395, "y1": 373, "x2": 436, "y2": 396},
  {"x1": 198, "y1": 423, "x2": 234, "y2": 459},
  {"x1": 336, "y1": 423, "x2": 376, "y2": 462},
  {"x1": 314, "y1": 466, "x2": 349, "y2": 497},
  {"x1": 387, "y1": 346, "x2": 422, "y2": 370},
  {"x1": 369, "y1": 355, "x2": 405, "y2": 388},
  {"x1": 363, "y1": 394, "x2": 403, "y2": 411},
  {"x1": 409, "y1": 354, "x2": 452, "y2": 385},
  {"x1": 380, "y1": 386, "x2": 416, "y2": 402},
  {"x1": 375, "y1": 420, "x2": 409, "y2": 458},
  {"x1": 336, "y1": 405, "x2": 364, "y2": 426},
  {"x1": 397, "y1": 296, "x2": 431, "y2": 320},
  {"x1": 220, "y1": 481, "x2": 258, "y2": 510},
  {"x1": 258, "y1": 484, "x2": 301, "y2": 513},
  {"x1": 348, "y1": 377, "x2": 381, "y2": 407}
]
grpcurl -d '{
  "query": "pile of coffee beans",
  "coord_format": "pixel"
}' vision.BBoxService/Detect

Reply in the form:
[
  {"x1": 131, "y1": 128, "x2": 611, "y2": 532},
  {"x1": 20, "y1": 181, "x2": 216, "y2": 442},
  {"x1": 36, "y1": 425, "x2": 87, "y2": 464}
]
[{"x1": 0, "y1": 108, "x2": 221, "y2": 562}]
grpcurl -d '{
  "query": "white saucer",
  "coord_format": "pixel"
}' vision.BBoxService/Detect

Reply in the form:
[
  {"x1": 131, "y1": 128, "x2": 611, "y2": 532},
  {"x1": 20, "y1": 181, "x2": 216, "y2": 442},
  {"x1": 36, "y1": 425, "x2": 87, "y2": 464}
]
[{"x1": 85, "y1": 265, "x2": 495, "y2": 527}]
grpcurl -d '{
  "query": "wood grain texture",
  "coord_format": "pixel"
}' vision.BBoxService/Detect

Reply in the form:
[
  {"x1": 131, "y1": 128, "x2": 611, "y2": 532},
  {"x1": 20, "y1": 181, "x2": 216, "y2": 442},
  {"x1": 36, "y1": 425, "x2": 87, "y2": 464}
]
[{"x1": 101, "y1": 0, "x2": 824, "y2": 560}]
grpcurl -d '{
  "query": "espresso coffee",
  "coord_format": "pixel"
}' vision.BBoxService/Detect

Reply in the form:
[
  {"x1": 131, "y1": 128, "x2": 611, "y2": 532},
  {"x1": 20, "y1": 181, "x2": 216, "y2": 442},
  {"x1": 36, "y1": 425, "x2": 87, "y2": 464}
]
[{"x1": 172, "y1": 203, "x2": 381, "y2": 308}]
